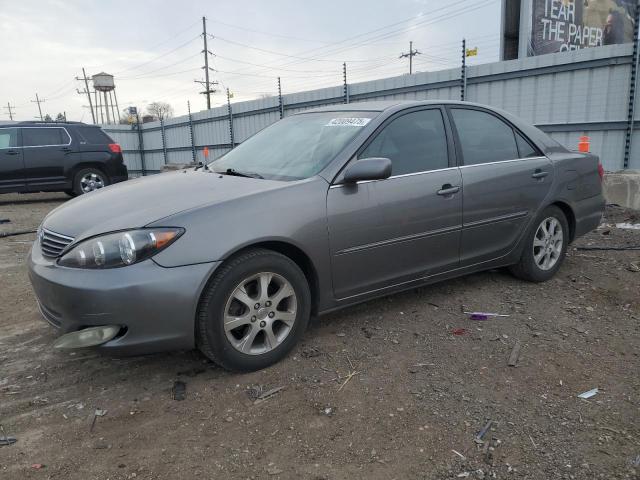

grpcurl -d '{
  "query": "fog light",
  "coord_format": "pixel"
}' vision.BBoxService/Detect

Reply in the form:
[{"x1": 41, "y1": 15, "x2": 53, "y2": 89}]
[{"x1": 52, "y1": 325, "x2": 121, "y2": 349}]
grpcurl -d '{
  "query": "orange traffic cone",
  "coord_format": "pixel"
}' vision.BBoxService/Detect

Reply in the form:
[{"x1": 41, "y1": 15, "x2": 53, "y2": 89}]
[{"x1": 578, "y1": 136, "x2": 590, "y2": 153}]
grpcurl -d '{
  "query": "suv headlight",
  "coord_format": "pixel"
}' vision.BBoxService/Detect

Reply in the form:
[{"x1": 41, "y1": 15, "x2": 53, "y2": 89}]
[{"x1": 58, "y1": 228, "x2": 184, "y2": 269}]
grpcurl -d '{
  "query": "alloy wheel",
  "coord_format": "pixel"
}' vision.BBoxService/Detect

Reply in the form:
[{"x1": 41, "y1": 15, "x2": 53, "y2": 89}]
[
  {"x1": 532, "y1": 216, "x2": 563, "y2": 271},
  {"x1": 80, "y1": 172, "x2": 105, "y2": 193},
  {"x1": 223, "y1": 272, "x2": 297, "y2": 355}
]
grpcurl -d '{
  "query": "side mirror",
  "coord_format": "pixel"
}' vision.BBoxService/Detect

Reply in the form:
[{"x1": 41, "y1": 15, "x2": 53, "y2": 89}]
[{"x1": 343, "y1": 157, "x2": 392, "y2": 183}]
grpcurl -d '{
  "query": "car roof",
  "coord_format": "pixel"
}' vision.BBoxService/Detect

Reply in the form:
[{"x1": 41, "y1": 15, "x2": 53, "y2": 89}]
[
  {"x1": 302, "y1": 100, "x2": 497, "y2": 113},
  {"x1": 0, "y1": 121, "x2": 92, "y2": 127}
]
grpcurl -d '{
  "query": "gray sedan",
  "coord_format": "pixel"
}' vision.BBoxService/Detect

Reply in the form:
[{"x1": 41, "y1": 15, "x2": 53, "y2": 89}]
[{"x1": 28, "y1": 101, "x2": 605, "y2": 371}]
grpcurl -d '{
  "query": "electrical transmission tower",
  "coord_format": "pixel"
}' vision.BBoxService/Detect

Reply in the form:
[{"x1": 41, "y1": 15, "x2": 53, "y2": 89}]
[
  {"x1": 194, "y1": 16, "x2": 218, "y2": 110},
  {"x1": 399, "y1": 41, "x2": 421, "y2": 74}
]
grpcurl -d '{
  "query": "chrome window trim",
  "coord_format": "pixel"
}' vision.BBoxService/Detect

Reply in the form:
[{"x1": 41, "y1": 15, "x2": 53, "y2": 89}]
[
  {"x1": 18, "y1": 126, "x2": 72, "y2": 148},
  {"x1": 458, "y1": 156, "x2": 546, "y2": 169},
  {"x1": 329, "y1": 166, "x2": 459, "y2": 189}
]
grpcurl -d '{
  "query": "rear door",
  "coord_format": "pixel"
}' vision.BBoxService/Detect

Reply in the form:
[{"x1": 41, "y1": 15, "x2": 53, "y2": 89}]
[
  {"x1": 0, "y1": 127, "x2": 25, "y2": 193},
  {"x1": 21, "y1": 127, "x2": 72, "y2": 191},
  {"x1": 447, "y1": 107, "x2": 553, "y2": 265},
  {"x1": 327, "y1": 107, "x2": 462, "y2": 299}
]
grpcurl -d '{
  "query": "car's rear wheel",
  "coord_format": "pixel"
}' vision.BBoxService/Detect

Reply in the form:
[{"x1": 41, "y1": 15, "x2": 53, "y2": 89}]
[
  {"x1": 509, "y1": 205, "x2": 569, "y2": 282},
  {"x1": 196, "y1": 249, "x2": 311, "y2": 372},
  {"x1": 73, "y1": 168, "x2": 109, "y2": 195}
]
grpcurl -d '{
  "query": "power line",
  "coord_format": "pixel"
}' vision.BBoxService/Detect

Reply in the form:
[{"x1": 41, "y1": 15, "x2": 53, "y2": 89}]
[{"x1": 112, "y1": 34, "x2": 201, "y2": 75}]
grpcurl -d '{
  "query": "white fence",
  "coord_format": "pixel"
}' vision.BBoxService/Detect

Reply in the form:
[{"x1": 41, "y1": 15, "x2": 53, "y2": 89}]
[{"x1": 103, "y1": 43, "x2": 640, "y2": 174}]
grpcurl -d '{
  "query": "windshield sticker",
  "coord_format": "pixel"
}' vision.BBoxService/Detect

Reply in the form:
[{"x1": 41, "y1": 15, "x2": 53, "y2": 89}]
[{"x1": 325, "y1": 118, "x2": 371, "y2": 127}]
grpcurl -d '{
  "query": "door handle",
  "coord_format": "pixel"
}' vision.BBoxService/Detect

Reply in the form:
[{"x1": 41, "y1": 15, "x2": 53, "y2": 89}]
[
  {"x1": 5, "y1": 150, "x2": 19, "y2": 155},
  {"x1": 532, "y1": 169, "x2": 548, "y2": 179},
  {"x1": 61, "y1": 146, "x2": 72, "y2": 152},
  {"x1": 437, "y1": 184, "x2": 460, "y2": 196}
]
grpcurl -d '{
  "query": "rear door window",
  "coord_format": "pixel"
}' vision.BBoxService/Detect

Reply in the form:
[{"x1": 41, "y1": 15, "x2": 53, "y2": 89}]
[
  {"x1": 75, "y1": 127, "x2": 112, "y2": 144},
  {"x1": 0, "y1": 128, "x2": 17, "y2": 148},
  {"x1": 359, "y1": 109, "x2": 448, "y2": 176},
  {"x1": 450, "y1": 108, "x2": 519, "y2": 165},
  {"x1": 22, "y1": 128, "x2": 69, "y2": 147}
]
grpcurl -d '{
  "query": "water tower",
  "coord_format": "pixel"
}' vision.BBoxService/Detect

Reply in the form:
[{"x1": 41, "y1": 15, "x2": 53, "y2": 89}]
[{"x1": 92, "y1": 72, "x2": 120, "y2": 125}]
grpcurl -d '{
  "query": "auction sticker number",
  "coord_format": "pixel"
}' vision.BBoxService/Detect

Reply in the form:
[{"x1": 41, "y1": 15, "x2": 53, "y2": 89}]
[{"x1": 325, "y1": 118, "x2": 371, "y2": 127}]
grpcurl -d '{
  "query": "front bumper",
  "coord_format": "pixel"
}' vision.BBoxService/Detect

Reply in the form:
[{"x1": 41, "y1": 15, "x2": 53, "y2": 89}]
[{"x1": 28, "y1": 243, "x2": 219, "y2": 355}]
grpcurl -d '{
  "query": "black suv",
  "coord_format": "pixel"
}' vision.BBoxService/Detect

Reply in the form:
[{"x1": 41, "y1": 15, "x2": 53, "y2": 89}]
[{"x1": 0, "y1": 121, "x2": 128, "y2": 196}]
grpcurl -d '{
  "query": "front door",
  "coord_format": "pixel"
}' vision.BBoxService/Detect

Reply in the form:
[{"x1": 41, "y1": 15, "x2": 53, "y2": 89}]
[
  {"x1": 327, "y1": 107, "x2": 462, "y2": 300},
  {"x1": 21, "y1": 127, "x2": 72, "y2": 191},
  {"x1": 0, "y1": 128, "x2": 25, "y2": 193},
  {"x1": 448, "y1": 107, "x2": 554, "y2": 265}
]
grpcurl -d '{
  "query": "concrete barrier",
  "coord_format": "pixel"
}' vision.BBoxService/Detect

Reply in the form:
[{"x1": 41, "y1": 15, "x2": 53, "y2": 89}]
[{"x1": 603, "y1": 171, "x2": 640, "y2": 210}]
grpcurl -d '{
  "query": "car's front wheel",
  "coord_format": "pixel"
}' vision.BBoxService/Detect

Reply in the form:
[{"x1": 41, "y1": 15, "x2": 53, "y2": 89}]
[
  {"x1": 509, "y1": 205, "x2": 569, "y2": 282},
  {"x1": 196, "y1": 249, "x2": 311, "y2": 372}
]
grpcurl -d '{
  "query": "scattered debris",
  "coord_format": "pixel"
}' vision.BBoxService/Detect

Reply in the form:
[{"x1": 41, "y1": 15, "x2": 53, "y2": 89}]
[
  {"x1": 253, "y1": 386, "x2": 285, "y2": 405},
  {"x1": 246, "y1": 385, "x2": 263, "y2": 401},
  {"x1": 31, "y1": 464, "x2": 45, "y2": 470},
  {"x1": 300, "y1": 346, "x2": 322, "y2": 358},
  {"x1": 576, "y1": 245, "x2": 640, "y2": 251},
  {"x1": 0, "y1": 219, "x2": 10, "y2": 224},
  {"x1": 615, "y1": 222, "x2": 640, "y2": 230},
  {"x1": 631, "y1": 455, "x2": 640, "y2": 467},
  {"x1": 475, "y1": 420, "x2": 493, "y2": 443},
  {"x1": 578, "y1": 388, "x2": 599, "y2": 399},
  {"x1": 172, "y1": 380, "x2": 187, "y2": 401},
  {"x1": 89, "y1": 409, "x2": 108, "y2": 432},
  {"x1": 452, "y1": 328, "x2": 468, "y2": 336},
  {"x1": 451, "y1": 449, "x2": 467, "y2": 461},
  {"x1": 321, "y1": 406, "x2": 334, "y2": 416},
  {"x1": 628, "y1": 262, "x2": 640, "y2": 273},
  {"x1": 335, "y1": 332, "x2": 346, "y2": 337},
  {"x1": 508, "y1": 340, "x2": 522, "y2": 367},
  {"x1": 0, "y1": 229, "x2": 37, "y2": 239},
  {"x1": 464, "y1": 311, "x2": 510, "y2": 321},
  {"x1": 0, "y1": 425, "x2": 16, "y2": 447}
]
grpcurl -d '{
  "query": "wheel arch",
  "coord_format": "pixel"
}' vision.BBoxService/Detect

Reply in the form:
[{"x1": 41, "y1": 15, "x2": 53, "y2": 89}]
[
  {"x1": 549, "y1": 200, "x2": 576, "y2": 243},
  {"x1": 70, "y1": 162, "x2": 111, "y2": 182},
  {"x1": 204, "y1": 239, "x2": 321, "y2": 316}
]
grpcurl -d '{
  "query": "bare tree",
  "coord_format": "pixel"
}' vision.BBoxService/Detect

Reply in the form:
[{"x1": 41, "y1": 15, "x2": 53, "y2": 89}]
[{"x1": 146, "y1": 102, "x2": 174, "y2": 121}]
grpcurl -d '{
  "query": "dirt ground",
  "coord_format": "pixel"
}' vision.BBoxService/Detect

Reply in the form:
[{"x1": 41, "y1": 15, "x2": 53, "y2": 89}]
[{"x1": 0, "y1": 192, "x2": 639, "y2": 480}]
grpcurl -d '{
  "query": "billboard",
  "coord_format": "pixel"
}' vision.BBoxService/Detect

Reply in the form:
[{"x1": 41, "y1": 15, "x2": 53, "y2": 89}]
[{"x1": 528, "y1": 0, "x2": 637, "y2": 56}]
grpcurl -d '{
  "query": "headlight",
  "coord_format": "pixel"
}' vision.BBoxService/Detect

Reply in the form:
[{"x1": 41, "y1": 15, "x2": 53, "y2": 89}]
[{"x1": 58, "y1": 228, "x2": 184, "y2": 269}]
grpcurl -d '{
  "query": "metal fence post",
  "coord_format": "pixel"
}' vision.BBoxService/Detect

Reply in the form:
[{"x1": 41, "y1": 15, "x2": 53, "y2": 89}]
[
  {"x1": 160, "y1": 117, "x2": 168, "y2": 165},
  {"x1": 187, "y1": 101, "x2": 196, "y2": 163},
  {"x1": 624, "y1": 7, "x2": 640, "y2": 169},
  {"x1": 135, "y1": 112, "x2": 146, "y2": 176},
  {"x1": 227, "y1": 88, "x2": 235, "y2": 148},
  {"x1": 343, "y1": 63, "x2": 349, "y2": 104},
  {"x1": 461, "y1": 38, "x2": 466, "y2": 101},
  {"x1": 278, "y1": 77, "x2": 284, "y2": 119}
]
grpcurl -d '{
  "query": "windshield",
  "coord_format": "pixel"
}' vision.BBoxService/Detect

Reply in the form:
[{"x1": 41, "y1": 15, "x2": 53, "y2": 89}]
[{"x1": 210, "y1": 111, "x2": 377, "y2": 180}]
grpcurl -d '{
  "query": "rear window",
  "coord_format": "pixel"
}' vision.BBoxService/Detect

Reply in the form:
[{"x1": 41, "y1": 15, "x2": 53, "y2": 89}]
[
  {"x1": 22, "y1": 127, "x2": 70, "y2": 147},
  {"x1": 75, "y1": 127, "x2": 112, "y2": 144}
]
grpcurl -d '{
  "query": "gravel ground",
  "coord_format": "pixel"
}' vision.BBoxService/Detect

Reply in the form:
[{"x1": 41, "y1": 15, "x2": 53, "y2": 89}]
[{"x1": 0, "y1": 192, "x2": 639, "y2": 480}]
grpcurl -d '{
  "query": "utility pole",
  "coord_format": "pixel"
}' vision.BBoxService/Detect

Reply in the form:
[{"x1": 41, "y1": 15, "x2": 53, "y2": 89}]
[
  {"x1": 343, "y1": 62, "x2": 349, "y2": 104},
  {"x1": 277, "y1": 76, "x2": 284, "y2": 119},
  {"x1": 4, "y1": 102, "x2": 15, "y2": 120},
  {"x1": 399, "y1": 41, "x2": 421, "y2": 74},
  {"x1": 194, "y1": 16, "x2": 217, "y2": 110},
  {"x1": 460, "y1": 38, "x2": 467, "y2": 101},
  {"x1": 31, "y1": 94, "x2": 45, "y2": 121},
  {"x1": 76, "y1": 68, "x2": 96, "y2": 124}
]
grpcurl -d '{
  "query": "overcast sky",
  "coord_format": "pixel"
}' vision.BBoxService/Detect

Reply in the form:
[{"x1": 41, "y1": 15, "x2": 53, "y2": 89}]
[{"x1": 0, "y1": 0, "x2": 501, "y2": 122}]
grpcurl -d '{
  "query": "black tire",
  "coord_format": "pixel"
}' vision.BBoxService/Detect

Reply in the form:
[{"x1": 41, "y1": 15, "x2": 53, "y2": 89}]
[
  {"x1": 196, "y1": 248, "x2": 311, "y2": 372},
  {"x1": 64, "y1": 190, "x2": 77, "y2": 198},
  {"x1": 509, "y1": 205, "x2": 569, "y2": 282},
  {"x1": 73, "y1": 168, "x2": 109, "y2": 196}
]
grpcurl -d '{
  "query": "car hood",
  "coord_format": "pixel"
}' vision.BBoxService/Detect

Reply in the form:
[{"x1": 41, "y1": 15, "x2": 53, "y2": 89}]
[{"x1": 43, "y1": 170, "x2": 287, "y2": 240}]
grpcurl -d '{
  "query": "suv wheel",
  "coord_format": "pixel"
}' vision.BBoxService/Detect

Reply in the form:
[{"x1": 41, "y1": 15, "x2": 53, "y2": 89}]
[
  {"x1": 74, "y1": 168, "x2": 109, "y2": 195},
  {"x1": 196, "y1": 249, "x2": 311, "y2": 372},
  {"x1": 509, "y1": 205, "x2": 569, "y2": 282}
]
